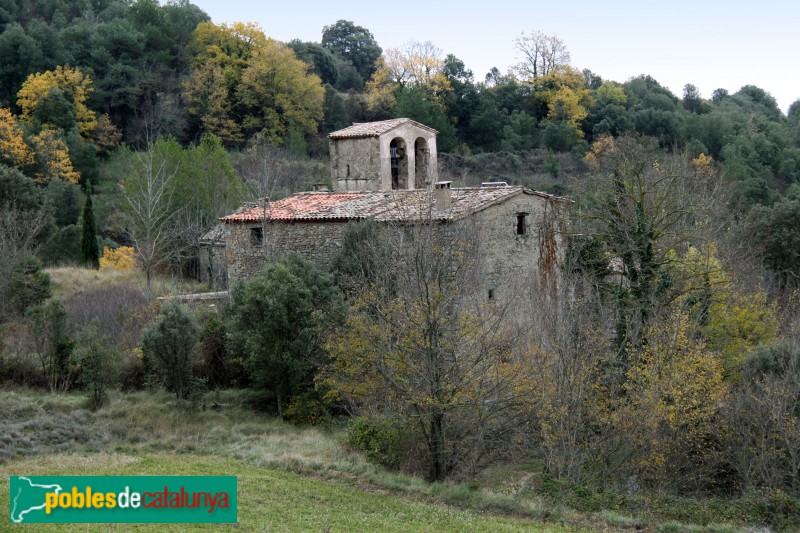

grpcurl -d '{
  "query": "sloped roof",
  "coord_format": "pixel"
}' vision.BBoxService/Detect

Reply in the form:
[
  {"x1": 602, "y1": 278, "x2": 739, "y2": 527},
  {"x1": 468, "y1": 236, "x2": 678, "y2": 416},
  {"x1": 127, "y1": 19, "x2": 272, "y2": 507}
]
[
  {"x1": 328, "y1": 118, "x2": 438, "y2": 139},
  {"x1": 199, "y1": 223, "x2": 228, "y2": 244},
  {"x1": 220, "y1": 186, "x2": 564, "y2": 224}
]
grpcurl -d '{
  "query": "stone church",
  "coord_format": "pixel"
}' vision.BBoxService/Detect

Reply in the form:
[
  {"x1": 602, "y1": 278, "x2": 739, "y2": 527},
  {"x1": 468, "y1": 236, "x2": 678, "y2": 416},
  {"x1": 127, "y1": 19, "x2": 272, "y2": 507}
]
[{"x1": 207, "y1": 118, "x2": 569, "y2": 303}]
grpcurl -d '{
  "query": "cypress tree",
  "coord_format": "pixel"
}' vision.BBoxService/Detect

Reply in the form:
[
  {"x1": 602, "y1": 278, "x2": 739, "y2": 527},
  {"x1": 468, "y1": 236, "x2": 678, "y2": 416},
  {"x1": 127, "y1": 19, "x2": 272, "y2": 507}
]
[{"x1": 80, "y1": 182, "x2": 100, "y2": 269}]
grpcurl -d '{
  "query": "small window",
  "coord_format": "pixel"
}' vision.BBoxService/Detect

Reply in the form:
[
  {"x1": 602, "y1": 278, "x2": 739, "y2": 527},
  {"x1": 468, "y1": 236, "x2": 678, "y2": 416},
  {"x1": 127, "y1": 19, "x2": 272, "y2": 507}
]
[
  {"x1": 516, "y1": 212, "x2": 528, "y2": 235},
  {"x1": 488, "y1": 289, "x2": 495, "y2": 301},
  {"x1": 250, "y1": 227, "x2": 263, "y2": 245}
]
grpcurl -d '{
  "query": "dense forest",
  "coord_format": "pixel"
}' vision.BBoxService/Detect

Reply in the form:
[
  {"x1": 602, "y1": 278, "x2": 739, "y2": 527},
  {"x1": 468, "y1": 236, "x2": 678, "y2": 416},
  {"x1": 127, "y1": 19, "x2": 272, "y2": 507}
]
[{"x1": 2, "y1": 0, "x2": 800, "y2": 528}]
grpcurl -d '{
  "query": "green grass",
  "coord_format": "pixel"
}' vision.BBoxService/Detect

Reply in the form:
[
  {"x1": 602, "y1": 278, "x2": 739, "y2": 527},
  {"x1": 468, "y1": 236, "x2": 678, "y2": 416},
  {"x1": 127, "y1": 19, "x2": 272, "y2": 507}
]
[
  {"x1": 1, "y1": 388, "x2": 770, "y2": 532},
  {"x1": 0, "y1": 390, "x2": 589, "y2": 531},
  {"x1": 0, "y1": 453, "x2": 577, "y2": 532}
]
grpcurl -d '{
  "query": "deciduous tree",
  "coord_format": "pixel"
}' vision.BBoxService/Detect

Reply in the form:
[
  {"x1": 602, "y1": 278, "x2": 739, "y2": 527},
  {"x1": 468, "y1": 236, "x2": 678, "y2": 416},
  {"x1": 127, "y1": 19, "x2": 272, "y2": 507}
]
[
  {"x1": 17, "y1": 65, "x2": 96, "y2": 137},
  {"x1": 608, "y1": 312, "x2": 727, "y2": 491},
  {"x1": 322, "y1": 216, "x2": 528, "y2": 481},
  {"x1": 116, "y1": 140, "x2": 183, "y2": 295},
  {"x1": 0, "y1": 107, "x2": 34, "y2": 169},
  {"x1": 0, "y1": 165, "x2": 53, "y2": 318},
  {"x1": 512, "y1": 30, "x2": 571, "y2": 82},
  {"x1": 237, "y1": 39, "x2": 324, "y2": 144},
  {"x1": 583, "y1": 136, "x2": 697, "y2": 359}
]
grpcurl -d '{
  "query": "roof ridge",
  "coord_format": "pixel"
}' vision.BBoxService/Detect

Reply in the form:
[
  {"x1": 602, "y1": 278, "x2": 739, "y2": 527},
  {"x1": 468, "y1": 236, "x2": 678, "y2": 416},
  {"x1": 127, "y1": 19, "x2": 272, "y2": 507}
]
[{"x1": 328, "y1": 118, "x2": 438, "y2": 139}]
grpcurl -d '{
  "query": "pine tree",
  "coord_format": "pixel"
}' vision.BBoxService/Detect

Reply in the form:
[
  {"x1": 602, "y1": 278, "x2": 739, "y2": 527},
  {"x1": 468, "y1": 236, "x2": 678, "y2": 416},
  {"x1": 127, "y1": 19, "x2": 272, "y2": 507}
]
[{"x1": 80, "y1": 182, "x2": 99, "y2": 269}]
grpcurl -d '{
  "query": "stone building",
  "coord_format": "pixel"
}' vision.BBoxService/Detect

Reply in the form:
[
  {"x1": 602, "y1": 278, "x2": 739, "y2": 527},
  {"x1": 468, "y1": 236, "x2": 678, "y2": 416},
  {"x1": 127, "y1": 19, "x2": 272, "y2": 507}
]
[
  {"x1": 218, "y1": 118, "x2": 569, "y2": 300},
  {"x1": 329, "y1": 118, "x2": 438, "y2": 192}
]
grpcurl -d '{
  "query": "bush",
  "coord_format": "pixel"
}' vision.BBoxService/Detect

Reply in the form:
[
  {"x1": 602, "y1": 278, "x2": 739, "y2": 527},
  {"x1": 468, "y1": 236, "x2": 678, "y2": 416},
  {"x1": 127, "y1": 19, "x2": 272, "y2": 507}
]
[
  {"x1": 740, "y1": 489, "x2": 800, "y2": 531},
  {"x1": 195, "y1": 307, "x2": 238, "y2": 389},
  {"x1": 27, "y1": 298, "x2": 76, "y2": 392},
  {"x1": 64, "y1": 284, "x2": 153, "y2": 355},
  {"x1": 99, "y1": 246, "x2": 137, "y2": 271},
  {"x1": 39, "y1": 224, "x2": 82, "y2": 265},
  {"x1": 141, "y1": 300, "x2": 199, "y2": 400},
  {"x1": 284, "y1": 390, "x2": 331, "y2": 426},
  {"x1": 0, "y1": 321, "x2": 46, "y2": 386},
  {"x1": 347, "y1": 416, "x2": 402, "y2": 469},
  {"x1": 75, "y1": 319, "x2": 116, "y2": 410}
]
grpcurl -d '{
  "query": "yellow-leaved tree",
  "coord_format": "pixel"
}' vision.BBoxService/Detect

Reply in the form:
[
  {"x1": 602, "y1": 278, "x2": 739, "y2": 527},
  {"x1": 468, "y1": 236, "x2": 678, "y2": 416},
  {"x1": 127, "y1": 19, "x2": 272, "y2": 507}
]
[
  {"x1": 366, "y1": 41, "x2": 452, "y2": 113},
  {"x1": 237, "y1": 38, "x2": 324, "y2": 144},
  {"x1": 609, "y1": 312, "x2": 728, "y2": 490},
  {"x1": 672, "y1": 244, "x2": 778, "y2": 375},
  {"x1": 28, "y1": 129, "x2": 80, "y2": 184},
  {"x1": 183, "y1": 22, "x2": 267, "y2": 145},
  {"x1": 17, "y1": 66, "x2": 97, "y2": 137},
  {"x1": 0, "y1": 108, "x2": 34, "y2": 169},
  {"x1": 320, "y1": 218, "x2": 529, "y2": 481},
  {"x1": 185, "y1": 22, "x2": 323, "y2": 146},
  {"x1": 536, "y1": 66, "x2": 592, "y2": 138}
]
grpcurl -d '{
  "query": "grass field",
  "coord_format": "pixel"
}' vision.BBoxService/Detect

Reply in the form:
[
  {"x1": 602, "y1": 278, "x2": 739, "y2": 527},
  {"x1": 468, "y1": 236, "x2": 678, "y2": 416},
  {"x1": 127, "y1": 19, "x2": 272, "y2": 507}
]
[
  {"x1": 47, "y1": 266, "x2": 210, "y2": 300},
  {"x1": 0, "y1": 389, "x2": 589, "y2": 532},
  {"x1": 0, "y1": 388, "x2": 760, "y2": 532},
  {"x1": 1, "y1": 453, "x2": 581, "y2": 532}
]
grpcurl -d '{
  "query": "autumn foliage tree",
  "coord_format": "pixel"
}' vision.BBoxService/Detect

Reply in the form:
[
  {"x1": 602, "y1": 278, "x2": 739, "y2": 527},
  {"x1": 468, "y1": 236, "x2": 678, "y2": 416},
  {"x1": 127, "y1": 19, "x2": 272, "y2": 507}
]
[
  {"x1": 238, "y1": 39, "x2": 324, "y2": 145},
  {"x1": 322, "y1": 217, "x2": 529, "y2": 481},
  {"x1": 17, "y1": 65, "x2": 96, "y2": 137},
  {"x1": 0, "y1": 108, "x2": 34, "y2": 169},
  {"x1": 185, "y1": 22, "x2": 324, "y2": 147},
  {"x1": 607, "y1": 313, "x2": 728, "y2": 491}
]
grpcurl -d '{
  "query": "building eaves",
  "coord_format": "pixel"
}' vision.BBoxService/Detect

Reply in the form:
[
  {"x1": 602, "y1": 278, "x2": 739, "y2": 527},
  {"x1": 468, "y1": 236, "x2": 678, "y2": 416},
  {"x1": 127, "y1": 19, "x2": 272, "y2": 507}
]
[{"x1": 219, "y1": 186, "x2": 564, "y2": 224}]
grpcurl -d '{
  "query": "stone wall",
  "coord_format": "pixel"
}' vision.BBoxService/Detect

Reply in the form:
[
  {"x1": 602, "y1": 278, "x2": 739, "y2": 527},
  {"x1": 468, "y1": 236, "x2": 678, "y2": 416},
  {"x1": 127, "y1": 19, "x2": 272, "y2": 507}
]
[
  {"x1": 226, "y1": 221, "x2": 347, "y2": 282},
  {"x1": 198, "y1": 242, "x2": 228, "y2": 288},
  {"x1": 472, "y1": 192, "x2": 568, "y2": 305},
  {"x1": 330, "y1": 137, "x2": 380, "y2": 192}
]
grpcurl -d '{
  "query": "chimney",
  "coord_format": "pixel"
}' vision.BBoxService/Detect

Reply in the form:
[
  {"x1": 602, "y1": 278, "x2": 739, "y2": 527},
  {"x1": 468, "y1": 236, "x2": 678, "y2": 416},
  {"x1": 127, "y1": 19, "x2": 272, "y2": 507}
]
[{"x1": 433, "y1": 181, "x2": 452, "y2": 211}]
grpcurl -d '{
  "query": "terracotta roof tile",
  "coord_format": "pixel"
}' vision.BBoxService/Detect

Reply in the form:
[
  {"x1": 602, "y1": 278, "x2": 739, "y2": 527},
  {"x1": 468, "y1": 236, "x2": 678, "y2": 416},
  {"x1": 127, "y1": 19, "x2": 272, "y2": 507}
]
[
  {"x1": 220, "y1": 187, "x2": 565, "y2": 224},
  {"x1": 220, "y1": 193, "x2": 363, "y2": 222},
  {"x1": 328, "y1": 118, "x2": 438, "y2": 139}
]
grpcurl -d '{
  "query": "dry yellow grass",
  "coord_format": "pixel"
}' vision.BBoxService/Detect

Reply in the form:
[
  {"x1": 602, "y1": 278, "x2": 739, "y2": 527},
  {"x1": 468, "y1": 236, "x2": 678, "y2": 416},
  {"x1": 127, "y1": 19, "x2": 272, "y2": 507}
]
[{"x1": 46, "y1": 266, "x2": 209, "y2": 300}]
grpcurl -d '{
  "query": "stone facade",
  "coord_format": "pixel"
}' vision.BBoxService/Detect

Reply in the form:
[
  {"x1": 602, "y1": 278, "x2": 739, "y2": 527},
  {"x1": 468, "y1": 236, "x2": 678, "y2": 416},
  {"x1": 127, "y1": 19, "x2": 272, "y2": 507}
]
[
  {"x1": 221, "y1": 187, "x2": 569, "y2": 301},
  {"x1": 225, "y1": 220, "x2": 347, "y2": 281},
  {"x1": 471, "y1": 191, "x2": 569, "y2": 304}
]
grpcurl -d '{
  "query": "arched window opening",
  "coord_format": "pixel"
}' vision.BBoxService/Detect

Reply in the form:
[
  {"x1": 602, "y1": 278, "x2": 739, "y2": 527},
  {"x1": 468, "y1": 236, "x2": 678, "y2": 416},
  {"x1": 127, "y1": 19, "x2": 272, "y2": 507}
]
[{"x1": 390, "y1": 137, "x2": 408, "y2": 190}]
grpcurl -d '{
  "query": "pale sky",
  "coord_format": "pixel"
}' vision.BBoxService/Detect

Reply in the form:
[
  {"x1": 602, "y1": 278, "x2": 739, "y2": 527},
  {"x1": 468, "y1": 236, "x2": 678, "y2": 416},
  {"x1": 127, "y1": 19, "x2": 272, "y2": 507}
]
[{"x1": 189, "y1": 0, "x2": 800, "y2": 114}]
